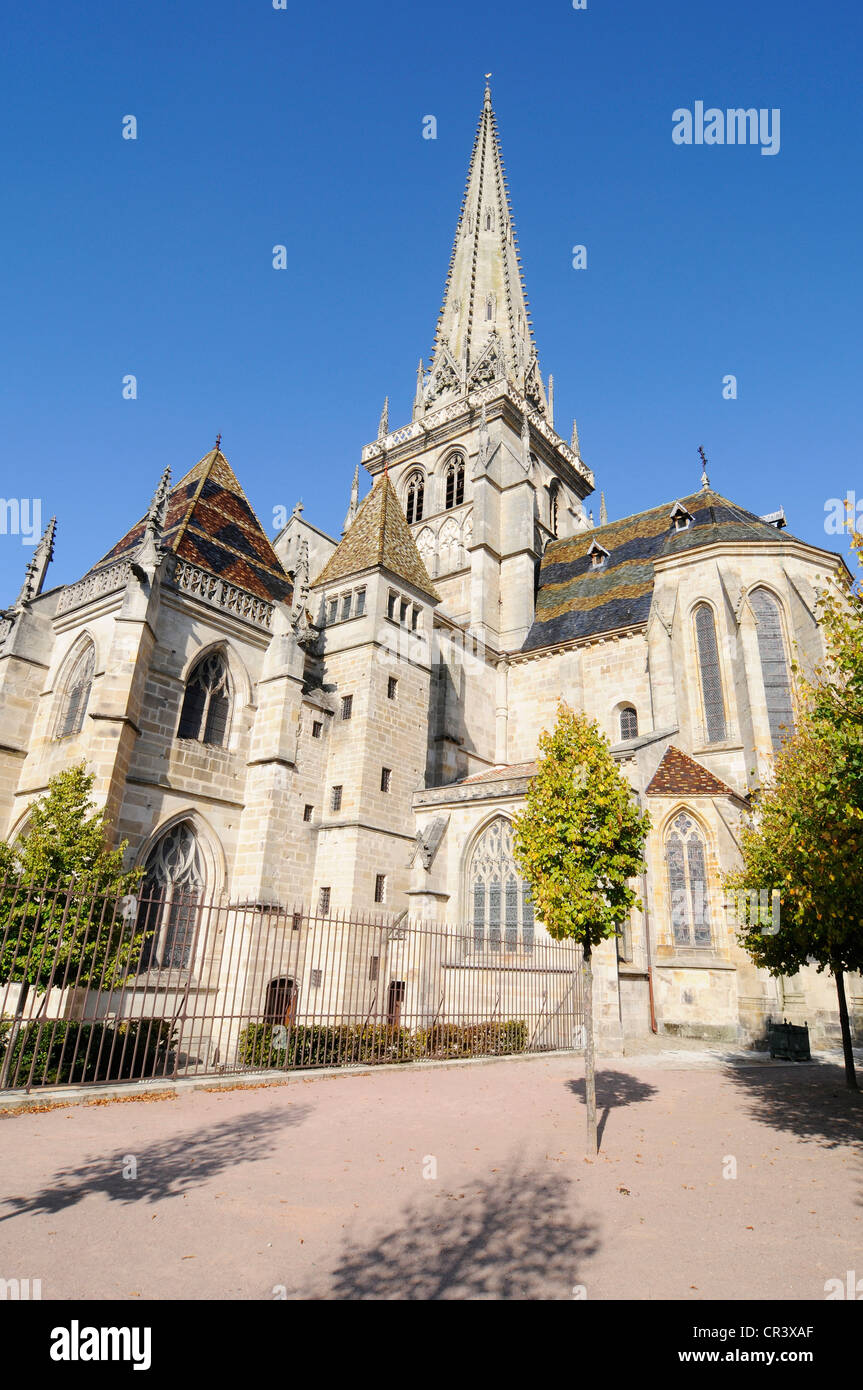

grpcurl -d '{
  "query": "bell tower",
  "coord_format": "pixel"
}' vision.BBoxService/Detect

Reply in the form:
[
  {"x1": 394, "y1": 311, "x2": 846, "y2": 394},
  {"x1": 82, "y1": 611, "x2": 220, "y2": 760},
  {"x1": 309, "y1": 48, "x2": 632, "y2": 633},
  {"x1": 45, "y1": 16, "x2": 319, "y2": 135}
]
[{"x1": 360, "y1": 80, "x2": 594, "y2": 651}]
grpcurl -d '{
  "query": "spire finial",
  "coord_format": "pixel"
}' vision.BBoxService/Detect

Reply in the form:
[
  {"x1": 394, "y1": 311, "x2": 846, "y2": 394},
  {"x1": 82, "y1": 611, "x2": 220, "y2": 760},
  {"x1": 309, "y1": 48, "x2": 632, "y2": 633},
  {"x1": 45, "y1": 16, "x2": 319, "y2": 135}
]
[
  {"x1": 698, "y1": 445, "x2": 710, "y2": 490},
  {"x1": 378, "y1": 397, "x2": 389, "y2": 441},
  {"x1": 215, "y1": 432, "x2": 222, "y2": 451},
  {"x1": 571, "y1": 418, "x2": 580, "y2": 455},
  {"x1": 599, "y1": 491, "x2": 608, "y2": 526},
  {"x1": 14, "y1": 517, "x2": 57, "y2": 609},
  {"x1": 484, "y1": 73, "x2": 492, "y2": 102},
  {"x1": 342, "y1": 464, "x2": 361, "y2": 535}
]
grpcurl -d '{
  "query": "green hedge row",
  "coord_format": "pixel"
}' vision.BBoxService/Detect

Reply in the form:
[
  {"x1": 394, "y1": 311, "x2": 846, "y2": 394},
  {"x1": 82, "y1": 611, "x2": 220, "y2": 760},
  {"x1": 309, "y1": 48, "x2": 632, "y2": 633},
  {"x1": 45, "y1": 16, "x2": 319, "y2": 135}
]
[
  {"x1": 238, "y1": 1019, "x2": 528, "y2": 1069},
  {"x1": 0, "y1": 1018, "x2": 175, "y2": 1087}
]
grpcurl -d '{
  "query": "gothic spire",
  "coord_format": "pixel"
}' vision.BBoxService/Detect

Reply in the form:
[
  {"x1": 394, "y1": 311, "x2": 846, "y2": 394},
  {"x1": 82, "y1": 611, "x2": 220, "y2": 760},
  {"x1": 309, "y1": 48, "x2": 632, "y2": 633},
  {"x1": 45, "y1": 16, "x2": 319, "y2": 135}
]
[
  {"x1": 425, "y1": 81, "x2": 543, "y2": 412},
  {"x1": 342, "y1": 465, "x2": 360, "y2": 536},
  {"x1": 133, "y1": 466, "x2": 172, "y2": 572},
  {"x1": 378, "y1": 397, "x2": 389, "y2": 441},
  {"x1": 599, "y1": 491, "x2": 608, "y2": 526},
  {"x1": 14, "y1": 516, "x2": 56, "y2": 608}
]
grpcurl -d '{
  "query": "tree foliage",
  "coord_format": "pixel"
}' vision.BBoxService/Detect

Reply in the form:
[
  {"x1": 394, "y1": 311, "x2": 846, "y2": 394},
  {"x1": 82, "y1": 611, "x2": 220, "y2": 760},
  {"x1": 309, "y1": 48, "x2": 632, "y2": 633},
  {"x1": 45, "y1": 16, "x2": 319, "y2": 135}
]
[
  {"x1": 726, "y1": 536, "x2": 863, "y2": 1086},
  {"x1": 0, "y1": 765, "x2": 143, "y2": 995},
  {"x1": 513, "y1": 703, "x2": 651, "y2": 949}
]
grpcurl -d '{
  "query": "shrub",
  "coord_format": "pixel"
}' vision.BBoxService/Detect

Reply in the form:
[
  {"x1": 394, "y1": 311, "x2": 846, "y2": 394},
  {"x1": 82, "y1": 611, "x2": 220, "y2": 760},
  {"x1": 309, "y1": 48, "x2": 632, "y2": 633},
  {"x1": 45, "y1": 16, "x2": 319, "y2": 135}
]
[
  {"x1": 1, "y1": 1018, "x2": 175, "y2": 1087},
  {"x1": 237, "y1": 1019, "x2": 527, "y2": 1070}
]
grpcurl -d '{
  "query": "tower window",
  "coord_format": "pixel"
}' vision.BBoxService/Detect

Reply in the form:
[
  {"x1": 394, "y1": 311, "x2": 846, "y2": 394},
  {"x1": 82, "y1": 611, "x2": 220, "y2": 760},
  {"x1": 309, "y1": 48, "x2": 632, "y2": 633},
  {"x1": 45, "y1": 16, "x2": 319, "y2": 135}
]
[
  {"x1": 374, "y1": 874, "x2": 386, "y2": 904},
  {"x1": 387, "y1": 591, "x2": 397, "y2": 620},
  {"x1": 620, "y1": 706, "x2": 638, "y2": 741},
  {"x1": 341, "y1": 694, "x2": 353, "y2": 720},
  {"x1": 355, "y1": 588, "x2": 366, "y2": 616},
  {"x1": 549, "y1": 481, "x2": 560, "y2": 538},
  {"x1": 312, "y1": 720, "x2": 323, "y2": 739},
  {"x1": 303, "y1": 804, "x2": 313, "y2": 822},
  {"x1": 387, "y1": 676, "x2": 398, "y2": 700},
  {"x1": 318, "y1": 888, "x2": 331, "y2": 914},
  {"x1": 380, "y1": 767, "x2": 392, "y2": 793},
  {"x1": 327, "y1": 598, "x2": 338, "y2": 624},
  {"x1": 341, "y1": 593, "x2": 352, "y2": 621},
  {"x1": 405, "y1": 472, "x2": 425, "y2": 524},
  {"x1": 331, "y1": 785, "x2": 343, "y2": 812},
  {"x1": 445, "y1": 456, "x2": 465, "y2": 510}
]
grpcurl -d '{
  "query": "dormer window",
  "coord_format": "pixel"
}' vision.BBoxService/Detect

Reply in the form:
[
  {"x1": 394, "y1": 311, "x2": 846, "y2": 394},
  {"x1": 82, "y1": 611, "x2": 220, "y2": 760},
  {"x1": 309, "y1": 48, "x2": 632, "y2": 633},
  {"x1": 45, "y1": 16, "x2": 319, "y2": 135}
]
[
  {"x1": 588, "y1": 540, "x2": 609, "y2": 570},
  {"x1": 670, "y1": 501, "x2": 694, "y2": 532}
]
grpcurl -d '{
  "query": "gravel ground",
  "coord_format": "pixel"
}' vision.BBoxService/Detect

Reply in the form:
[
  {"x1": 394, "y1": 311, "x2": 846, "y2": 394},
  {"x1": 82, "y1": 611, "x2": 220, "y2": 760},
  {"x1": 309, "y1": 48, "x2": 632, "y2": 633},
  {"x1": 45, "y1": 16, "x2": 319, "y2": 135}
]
[{"x1": 0, "y1": 1051, "x2": 860, "y2": 1301}]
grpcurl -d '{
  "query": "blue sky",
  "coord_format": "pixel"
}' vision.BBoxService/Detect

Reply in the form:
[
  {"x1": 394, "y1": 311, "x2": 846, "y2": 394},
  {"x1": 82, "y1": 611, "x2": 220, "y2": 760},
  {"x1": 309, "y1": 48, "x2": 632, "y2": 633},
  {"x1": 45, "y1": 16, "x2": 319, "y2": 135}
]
[{"x1": 2, "y1": 0, "x2": 861, "y2": 597}]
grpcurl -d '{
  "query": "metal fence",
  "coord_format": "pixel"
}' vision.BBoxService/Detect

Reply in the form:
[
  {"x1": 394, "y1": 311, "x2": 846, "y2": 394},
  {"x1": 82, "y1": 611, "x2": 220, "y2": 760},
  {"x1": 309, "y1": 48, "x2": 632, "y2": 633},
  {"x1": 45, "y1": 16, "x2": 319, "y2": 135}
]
[{"x1": 0, "y1": 879, "x2": 584, "y2": 1092}]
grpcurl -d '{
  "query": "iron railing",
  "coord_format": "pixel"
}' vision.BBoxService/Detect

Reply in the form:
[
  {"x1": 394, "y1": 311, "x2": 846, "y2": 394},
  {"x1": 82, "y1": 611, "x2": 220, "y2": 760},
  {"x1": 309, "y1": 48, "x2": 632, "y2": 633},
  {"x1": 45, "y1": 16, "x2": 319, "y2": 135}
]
[{"x1": 0, "y1": 879, "x2": 583, "y2": 1092}]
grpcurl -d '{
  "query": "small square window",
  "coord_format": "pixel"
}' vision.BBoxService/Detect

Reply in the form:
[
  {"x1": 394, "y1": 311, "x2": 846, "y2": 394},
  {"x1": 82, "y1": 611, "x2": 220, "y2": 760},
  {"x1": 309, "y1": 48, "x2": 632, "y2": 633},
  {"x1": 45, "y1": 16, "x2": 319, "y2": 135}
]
[
  {"x1": 311, "y1": 968, "x2": 323, "y2": 988},
  {"x1": 387, "y1": 592, "x2": 397, "y2": 620},
  {"x1": 355, "y1": 589, "x2": 366, "y2": 617},
  {"x1": 303, "y1": 804, "x2": 313, "y2": 822},
  {"x1": 341, "y1": 593, "x2": 352, "y2": 621},
  {"x1": 387, "y1": 676, "x2": 398, "y2": 700},
  {"x1": 380, "y1": 767, "x2": 391, "y2": 793},
  {"x1": 292, "y1": 911, "x2": 303, "y2": 931},
  {"x1": 374, "y1": 873, "x2": 386, "y2": 904},
  {"x1": 341, "y1": 694, "x2": 353, "y2": 720},
  {"x1": 312, "y1": 720, "x2": 323, "y2": 739},
  {"x1": 331, "y1": 785, "x2": 343, "y2": 812},
  {"x1": 318, "y1": 887, "x2": 330, "y2": 914},
  {"x1": 327, "y1": 598, "x2": 338, "y2": 624}
]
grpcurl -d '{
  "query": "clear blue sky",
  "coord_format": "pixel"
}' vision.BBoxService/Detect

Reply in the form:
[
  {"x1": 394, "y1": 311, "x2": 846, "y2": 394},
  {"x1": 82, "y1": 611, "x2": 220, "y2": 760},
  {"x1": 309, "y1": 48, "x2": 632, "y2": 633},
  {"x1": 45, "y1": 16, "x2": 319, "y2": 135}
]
[{"x1": 2, "y1": 0, "x2": 861, "y2": 597}]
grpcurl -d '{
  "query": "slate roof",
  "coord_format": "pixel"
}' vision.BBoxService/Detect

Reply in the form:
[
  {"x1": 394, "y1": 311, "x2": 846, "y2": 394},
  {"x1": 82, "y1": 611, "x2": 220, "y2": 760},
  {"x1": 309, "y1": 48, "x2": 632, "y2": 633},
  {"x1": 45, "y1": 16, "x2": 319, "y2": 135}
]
[
  {"x1": 523, "y1": 488, "x2": 793, "y2": 651},
  {"x1": 313, "y1": 473, "x2": 440, "y2": 600},
  {"x1": 646, "y1": 745, "x2": 743, "y2": 801},
  {"x1": 86, "y1": 450, "x2": 292, "y2": 605}
]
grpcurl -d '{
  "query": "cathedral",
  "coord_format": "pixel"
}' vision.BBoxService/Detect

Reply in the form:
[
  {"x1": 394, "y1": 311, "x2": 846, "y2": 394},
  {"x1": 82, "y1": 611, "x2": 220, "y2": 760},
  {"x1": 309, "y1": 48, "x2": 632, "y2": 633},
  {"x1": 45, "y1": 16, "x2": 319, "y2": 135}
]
[{"x1": 0, "y1": 83, "x2": 857, "y2": 1052}]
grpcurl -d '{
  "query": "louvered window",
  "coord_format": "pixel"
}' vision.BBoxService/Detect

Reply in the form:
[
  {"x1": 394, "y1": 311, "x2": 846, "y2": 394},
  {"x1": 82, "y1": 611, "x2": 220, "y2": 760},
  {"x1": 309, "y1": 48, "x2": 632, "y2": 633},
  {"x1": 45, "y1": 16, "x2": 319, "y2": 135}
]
[
  {"x1": 177, "y1": 652, "x2": 231, "y2": 746},
  {"x1": 666, "y1": 812, "x2": 711, "y2": 948},
  {"x1": 694, "y1": 604, "x2": 727, "y2": 743},
  {"x1": 56, "y1": 642, "x2": 95, "y2": 739},
  {"x1": 750, "y1": 589, "x2": 794, "y2": 751}
]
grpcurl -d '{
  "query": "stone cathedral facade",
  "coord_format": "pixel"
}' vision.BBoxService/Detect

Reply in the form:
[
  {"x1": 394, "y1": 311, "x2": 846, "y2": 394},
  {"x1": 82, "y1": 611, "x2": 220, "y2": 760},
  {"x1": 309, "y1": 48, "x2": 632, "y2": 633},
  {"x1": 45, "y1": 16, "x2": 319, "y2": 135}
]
[{"x1": 0, "y1": 85, "x2": 857, "y2": 1050}]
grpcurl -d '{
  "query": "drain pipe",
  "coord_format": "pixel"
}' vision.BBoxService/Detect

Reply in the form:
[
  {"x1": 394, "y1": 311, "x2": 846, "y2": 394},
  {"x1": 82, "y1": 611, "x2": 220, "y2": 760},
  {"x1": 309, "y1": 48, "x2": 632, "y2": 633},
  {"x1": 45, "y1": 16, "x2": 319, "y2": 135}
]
[{"x1": 642, "y1": 871, "x2": 658, "y2": 1033}]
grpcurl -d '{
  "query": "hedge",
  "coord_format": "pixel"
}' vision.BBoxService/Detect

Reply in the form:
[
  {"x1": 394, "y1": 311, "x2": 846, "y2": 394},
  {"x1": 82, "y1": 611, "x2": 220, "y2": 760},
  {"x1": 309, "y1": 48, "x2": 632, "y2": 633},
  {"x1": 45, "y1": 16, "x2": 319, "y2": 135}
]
[
  {"x1": 238, "y1": 1019, "x2": 528, "y2": 1070},
  {"x1": 0, "y1": 1017, "x2": 175, "y2": 1087}
]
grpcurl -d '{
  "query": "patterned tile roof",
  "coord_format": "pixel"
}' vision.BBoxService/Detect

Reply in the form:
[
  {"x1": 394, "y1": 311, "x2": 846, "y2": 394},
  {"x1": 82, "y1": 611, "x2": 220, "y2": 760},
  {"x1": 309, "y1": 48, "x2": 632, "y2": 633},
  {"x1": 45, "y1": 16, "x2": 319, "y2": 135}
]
[
  {"x1": 86, "y1": 450, "x2": 292, "y2": 605},
  {"x1": 459, "y1": 761, "x2": 538, "y2": 784},
  {"x1": 523, "y1": 488, "x2": 793, "y2": 650},
  {"x1": 646, "y1": 745, "x2": 743, "y2": 800},
  {"x1": 313, "y1": 473, "x2": 440, "y2": 599}
]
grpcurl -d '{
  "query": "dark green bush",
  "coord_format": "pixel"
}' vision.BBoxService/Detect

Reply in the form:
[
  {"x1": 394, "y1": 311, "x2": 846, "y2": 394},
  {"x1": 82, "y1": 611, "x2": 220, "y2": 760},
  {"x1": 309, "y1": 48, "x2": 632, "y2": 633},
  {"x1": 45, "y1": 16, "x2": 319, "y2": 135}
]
[
  {"x1": 237, "y1": 1019, "x2": 527, "y2": 1070},
  {"x1": 1, "y1": 1018, "x2": 175, "y2": 1087}
]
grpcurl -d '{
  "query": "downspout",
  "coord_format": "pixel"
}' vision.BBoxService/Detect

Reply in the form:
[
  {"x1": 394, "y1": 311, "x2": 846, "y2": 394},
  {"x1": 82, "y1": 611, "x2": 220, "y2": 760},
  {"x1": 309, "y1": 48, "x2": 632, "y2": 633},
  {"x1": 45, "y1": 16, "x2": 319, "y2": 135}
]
[{"x1": 642, "y1": 870, "x2": 658, "y2": 1034}]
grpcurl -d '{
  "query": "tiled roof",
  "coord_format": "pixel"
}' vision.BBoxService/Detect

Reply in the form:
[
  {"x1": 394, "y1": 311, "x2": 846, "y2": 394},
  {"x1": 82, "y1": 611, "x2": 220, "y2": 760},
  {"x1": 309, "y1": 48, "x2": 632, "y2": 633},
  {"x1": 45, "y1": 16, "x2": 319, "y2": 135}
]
[
  {"x1": 313, "y1": 473, "x2": 440, "y2": 599},
  {"x1": 646, "y1": 745, "x2": 742, "y2": 800},
  {"x1": 86, "y1": 450, "x2": 292, "y2": 605},
  {"x1": 523, "y1": 489, "x2": 793, "y2": 650}
]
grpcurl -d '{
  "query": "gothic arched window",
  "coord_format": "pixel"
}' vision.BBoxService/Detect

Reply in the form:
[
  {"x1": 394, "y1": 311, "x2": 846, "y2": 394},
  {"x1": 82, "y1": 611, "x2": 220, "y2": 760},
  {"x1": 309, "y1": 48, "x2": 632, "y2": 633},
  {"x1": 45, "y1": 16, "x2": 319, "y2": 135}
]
[
  {"x1": 177, "y1": 651, "x2": 231, "y2": 746},
  {"x1": 694, "y1": 603, "x2": 727, "y2": 743},
  {"x1": 137, "y1": 823, "x2": 204, "y2": 970},
  {"x1": 468, "y1": 818, "x2": 535, "y2": 955},
  {"x1": 445, "y1": 456, "x2": 465, "y2": 510},
  {"x1": 405, "y1": 472, "x2": 424, "y2": 525},
  {"x1": 55, "y1": 640, "x2": 95, "y2": 740},
  {"x1": 750, "y1": 588, "x2": 794, "y2": 751},
  {"x1": 620, "y1": 706, "x2": 638, "y2": 740},
  {"x1": 665, "y1": 811, "x2": 711, "y2": 948},
  {"x1": 549, "y1": 481, "x2": 560, "y2": 538}
]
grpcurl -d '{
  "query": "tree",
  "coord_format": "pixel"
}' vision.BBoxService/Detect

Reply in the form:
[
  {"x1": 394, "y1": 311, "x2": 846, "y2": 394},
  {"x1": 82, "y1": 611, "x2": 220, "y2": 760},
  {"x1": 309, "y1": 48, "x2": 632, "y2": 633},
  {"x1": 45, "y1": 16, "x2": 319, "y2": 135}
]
[
  {"x1": 727, "y1": 538, "x2": 863, "y2": 1090},
  {"x1": 0, "y1": 766, "x2": 144, "y2": 1084},
  {"x1": 513, "y1": 703, "x2": 650, "y2": 1152}
]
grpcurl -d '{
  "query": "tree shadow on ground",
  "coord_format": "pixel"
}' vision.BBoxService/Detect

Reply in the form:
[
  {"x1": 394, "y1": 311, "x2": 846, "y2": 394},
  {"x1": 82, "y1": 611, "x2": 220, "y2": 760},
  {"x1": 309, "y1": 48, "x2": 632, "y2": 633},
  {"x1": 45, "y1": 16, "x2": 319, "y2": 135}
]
[
  {"x1": 320, "y1": 1162, "x2": 598, "y2": 1300},
  {"x1": 565, "y1": 1070, "x2": 658, "y2": 1150},
  {"x1": 720, "y1": 1060, "x2": 862, "y2": 1152},
  {"x1": 0, "y1": 1104, "x2": 311, "y2": 1220}
]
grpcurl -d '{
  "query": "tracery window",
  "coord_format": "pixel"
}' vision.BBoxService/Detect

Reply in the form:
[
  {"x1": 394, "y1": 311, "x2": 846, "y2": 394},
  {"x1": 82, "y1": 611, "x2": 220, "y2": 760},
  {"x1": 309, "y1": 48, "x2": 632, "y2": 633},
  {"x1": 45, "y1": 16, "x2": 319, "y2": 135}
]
[
  {"x1": 445, "y1": 456, "x2": 465, "y2": 510},
  {"x1": 549, "y1": 481, "x2": 560, "y2": 538},
  {"x1": 137, "y1": 823, "x2": 204, "y2": 970},
  {"x1": 177, "y1": 651, "x2": 231, "y2": 746},
  {"x1": 694, "y1": 603, "x2": 727, "y2": 743},
  {"x1": 750, "y1": 588, "x2": 794, "y2": 751},
  {"x1": 55, "y1": 641, "x2": 95, "y2": 740},
  {"x1": 665, "y1": 812, "x2": 711, "y2": 948},
  {"x1": 405, "y1": 472, "x2": 424, "y2": 524},
  {"x1": 468, "y1": 818, "x2": 535, "y2": 954}
]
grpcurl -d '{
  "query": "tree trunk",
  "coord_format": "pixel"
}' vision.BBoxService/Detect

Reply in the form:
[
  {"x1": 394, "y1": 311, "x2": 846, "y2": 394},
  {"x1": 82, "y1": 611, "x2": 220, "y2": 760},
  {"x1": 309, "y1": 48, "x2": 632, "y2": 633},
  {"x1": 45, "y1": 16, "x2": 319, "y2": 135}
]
[
  {"x1": 583, "y1": 940, "x2": 598, "y2": 1154},
  {"x1": 834, "y1": 968, "x2": 858, "y2": 1091}
]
